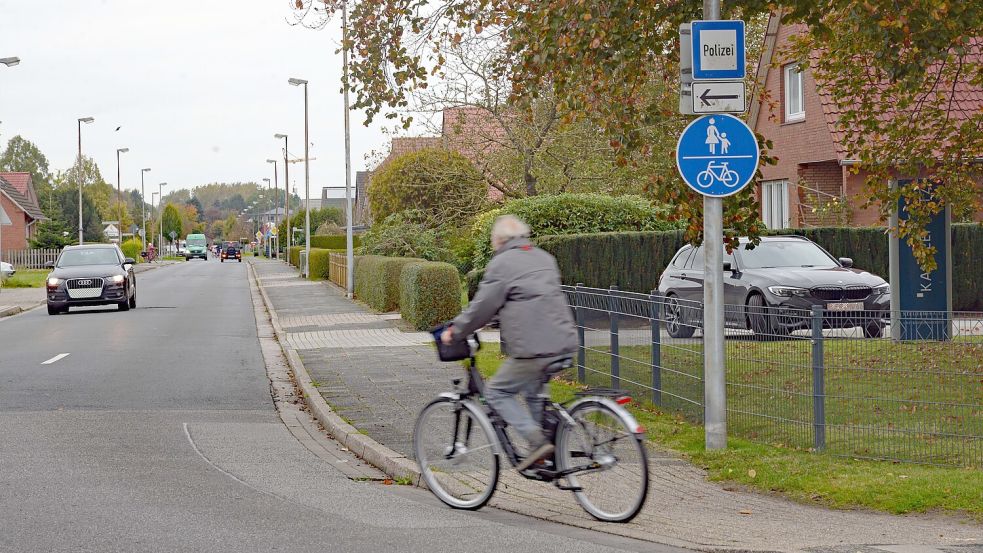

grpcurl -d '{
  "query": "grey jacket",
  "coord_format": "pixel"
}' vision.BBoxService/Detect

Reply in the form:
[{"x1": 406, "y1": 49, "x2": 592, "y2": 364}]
[{"x1": 452, "y1": 237, "x2": 579, "y2": 359}]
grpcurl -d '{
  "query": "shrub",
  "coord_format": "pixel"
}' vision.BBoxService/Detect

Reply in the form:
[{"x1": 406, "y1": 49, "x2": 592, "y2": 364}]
[
  {"x1": 470, "y1": 193, "x2": 681, "y2": 269},
  {"x1": 311, "y1": 234, "x2": 362, "y2": 250},
  {"x1": 399, "y1": 261, "x2": 462, "y2": 330},
  {"x1": 354, "y1": 255, "x2": 425, "y2": 312},
  {"x1": 359, "y1": 211, "x2": 458, "y2": 265},
  {"x1": 288, "y1": 246, "x2": 303, "y2": 267},
  {"x1": 306, "y1": 248, "x2": 345, "y2": 280},
  {"x1": 120, "y1": 238, "x2": 143, "y2": 262},
  {"x1": 367, "y1": 148, "x2": 486, "y2": 223}
]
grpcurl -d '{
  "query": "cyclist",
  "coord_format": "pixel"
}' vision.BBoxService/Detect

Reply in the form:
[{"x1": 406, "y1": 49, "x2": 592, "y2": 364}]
[
  {"x1": 441, "y1": 215, "x2": 578, "y2": 471},
  {"x1": 146, "y1": 242, "x2": 156, "y2": 262}
]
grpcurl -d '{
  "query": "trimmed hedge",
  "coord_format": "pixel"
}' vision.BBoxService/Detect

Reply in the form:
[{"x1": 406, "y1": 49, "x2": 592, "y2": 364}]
[
  {"x1": 307, "y1": 248, "x2": 346, "y2": 280},
  {"x1": 288, "y1": 246, "x2": 303, "y2": 267},
  {"x1": 311, "y1": 234, "x2": 362, "y2": 250},
  {"x1": 399, "y1": 261, "x2": 462, "y2": 330},
  {"x1": 354, "y1": 255, "x2": 425, "y2": 312},
  {"x1": 470, "y1": 193, "x2": 682, "y2": 269}
]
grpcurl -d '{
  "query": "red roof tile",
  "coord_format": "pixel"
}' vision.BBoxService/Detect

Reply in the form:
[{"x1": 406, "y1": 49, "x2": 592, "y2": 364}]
[{"x1": 0, "y1": 172, "x2": 31, "y2": 196}]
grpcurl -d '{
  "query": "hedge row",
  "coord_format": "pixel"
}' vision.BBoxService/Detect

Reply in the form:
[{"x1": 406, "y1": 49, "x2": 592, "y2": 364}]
[
  {"x1": 310, "y1": 234, "x2": 362, "y2": 250},
  {"x1": 466, "y1": 224, "x2": 983, "y2": 311},
  {"x1": 399, "y1": 261, "x2": 462, "y2": 330},
  {"x1": 288, "y1": 246, "x2": 303, "y2": 267},
  {"x1": 354, "y1": 255, "x2": 425, "y2": 312}
]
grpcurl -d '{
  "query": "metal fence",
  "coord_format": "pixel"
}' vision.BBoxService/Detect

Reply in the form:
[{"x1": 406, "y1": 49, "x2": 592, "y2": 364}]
[
  {"x1": 562, "y1": 284, "x2": 983, "y2": 467},
  {"x1": 1, "y1": 248, "x2": 61, "y2": 269}
]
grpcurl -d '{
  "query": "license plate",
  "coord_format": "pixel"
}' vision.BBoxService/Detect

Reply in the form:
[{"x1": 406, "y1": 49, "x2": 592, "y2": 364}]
[{"x1": 827, "y1": 302, "x2": 864, "y2": 312}]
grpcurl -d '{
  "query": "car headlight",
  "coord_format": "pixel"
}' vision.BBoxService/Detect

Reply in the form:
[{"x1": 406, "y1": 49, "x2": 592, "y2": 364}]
[
  {"x1": 872, "y1": 283, "x2": 890, "y2": 296},
  {"x1": 47, "y1": 277, "x2": 63, "y2": 287},
  {"x1": 110, "y1": 275, "x2": 126, "y2": 284},
  {"x1": 767, "y1": 285, "x2": 809, "y2": 297}
]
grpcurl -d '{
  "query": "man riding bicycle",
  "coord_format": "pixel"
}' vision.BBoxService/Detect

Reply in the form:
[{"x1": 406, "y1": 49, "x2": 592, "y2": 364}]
[{"x1": 442, "y1": 215, "x2": 578, "y2": 471}]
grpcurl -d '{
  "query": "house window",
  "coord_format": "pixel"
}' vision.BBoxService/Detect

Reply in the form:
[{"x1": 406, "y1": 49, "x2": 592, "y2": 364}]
[
  {"x1": 761, "y1": 180, "x2": 790, "y2": 229},
  {"x1": 784, "y1": 64, "x2": 805, "y2": 122}
]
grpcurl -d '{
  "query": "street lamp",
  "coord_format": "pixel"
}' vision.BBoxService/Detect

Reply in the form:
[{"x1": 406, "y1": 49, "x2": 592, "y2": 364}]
[
  {"x1": 116, "y1": 147, "x2": 129, "y2": 243},
  {"x1": 274, "y1": 134, "x2": 290, "y2": 254},
  {"x1": 140, "y1": 168, "x2": 151, "y2": 248},
  {"x1": 288, "y1": 77, "x2": 310, "y2": 278},
  {"x1": 341, "y1": 1, "x2": 356, "y2": 297},
  {"x1": 0, "y1": 57, "x2": 20, "y2": 67},
  {"x1": 77, "y1": 116, "x2": 94, "y2": 244},
  {"x1": 158, "y1": 182, "x2": 167, "y2": 255},
  {"x1": 266, "y1": 158, "x2": 279, "y2": 258}
]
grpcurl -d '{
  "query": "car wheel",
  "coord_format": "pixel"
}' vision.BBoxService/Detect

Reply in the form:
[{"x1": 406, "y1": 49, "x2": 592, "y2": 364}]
[
  {"x1": 747, "y1": 293, "x2": 778, "y2": 340},
  {"x1": 129, "y1": 291, "x2": 137, "y2": 309},
  {"x1": 221, "y1": 258, "x2": 224, "y2": 263},
  {"x1": 664, "y1": 294, "x2": 695, "y2": 339},
  {"x1": 863, "y1": 321, "x2": 884, "y2": 338},
  {"x1": 47, "y1": 304, "x2": 59, "y2": 316}
]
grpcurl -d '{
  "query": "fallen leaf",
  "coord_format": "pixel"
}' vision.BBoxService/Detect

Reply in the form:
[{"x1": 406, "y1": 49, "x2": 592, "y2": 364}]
[
  {"x1": 739, "y1": 510, "x2": 753, "y2": 515},
  {"x1": 383, "y1": 478, "x2": 393, "y2": 485},
  {"x1": 747, "y1": 469, "x2": 757, "y2": 479}
]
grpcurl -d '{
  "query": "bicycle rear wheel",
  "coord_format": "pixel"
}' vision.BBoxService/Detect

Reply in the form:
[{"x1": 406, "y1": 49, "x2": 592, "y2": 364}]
[
  {"x1": 413, "y1": 397, "x2": 499, "y2": 510},
  {"x1": 555, "y1": 400, "x2": 649, "y2": 522}
]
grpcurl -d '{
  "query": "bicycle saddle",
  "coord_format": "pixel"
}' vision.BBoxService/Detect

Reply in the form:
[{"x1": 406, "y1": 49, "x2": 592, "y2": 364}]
[{"x1": 542, "y1": 357, "x2": 573, "y2": 382}]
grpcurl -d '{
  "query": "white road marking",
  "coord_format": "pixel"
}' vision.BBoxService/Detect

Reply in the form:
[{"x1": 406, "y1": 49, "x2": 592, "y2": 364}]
[{"x1": 41, "y1": 353, "x2": 70, "y2": 365}]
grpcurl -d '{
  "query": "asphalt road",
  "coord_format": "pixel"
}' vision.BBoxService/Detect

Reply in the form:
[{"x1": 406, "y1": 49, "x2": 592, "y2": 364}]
[{"x1": 0, "y1": 259, "x2": 671, "y2": 553}]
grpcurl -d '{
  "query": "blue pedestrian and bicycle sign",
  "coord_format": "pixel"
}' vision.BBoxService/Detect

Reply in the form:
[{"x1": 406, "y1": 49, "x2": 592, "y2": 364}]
[{"x1": 675, "y1": 114, "x2": 759, "y2": 197}]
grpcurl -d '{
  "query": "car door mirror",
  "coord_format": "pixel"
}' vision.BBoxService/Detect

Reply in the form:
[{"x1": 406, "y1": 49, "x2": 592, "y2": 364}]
[
  {"x1": 44, "y1": 261, "x2": 55, "y2": 269},
  {"x1": 123, "y1": 257, "x2": 136, "y2": 266},
  {"x1": 838, "y1": 257, "x2": 853, "y2": 268},
  {"x1": 722, "y1": 261, "x2": 733, "y2": 272}
]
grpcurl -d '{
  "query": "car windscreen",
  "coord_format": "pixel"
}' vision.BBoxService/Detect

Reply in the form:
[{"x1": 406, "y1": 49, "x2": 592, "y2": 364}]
[
  {"x1": 739, "y1": 241, "x2": 838, "y2": 269},
  {"x1": 58, "y1": 249, "x2": 120, "y2": 267},
  {"x1": 187, "y1": 237, "x2": 207, "y2": 247}
]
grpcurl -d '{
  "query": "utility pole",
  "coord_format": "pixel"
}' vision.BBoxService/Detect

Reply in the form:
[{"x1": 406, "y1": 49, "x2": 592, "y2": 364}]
[
  {"x1": 141, "y1": 168, "x2": 151, "y2": 248},
  {"x1": 701, "y1": 0, "x2": 726, "y2": 451},
  {"x1": 267, "y1": 158, "x2": 279, "y2": 258},
  {"x1": 116, "y1": 147, "x2": 129, "y2": 243},
  {"x1": 275, "y1": 134, "x2": 290, "y2": 255},
  {"x1": 342, "y1": 1, "x2": 355, "y2": 297},
  {"x1": 77, "y1": 117, "x2": 94, "y2": 244}
]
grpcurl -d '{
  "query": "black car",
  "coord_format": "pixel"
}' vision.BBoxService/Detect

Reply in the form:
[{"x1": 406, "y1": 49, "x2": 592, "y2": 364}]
[
  {"x1": 657, "y1": 236, "x2": 891, "y2": 338},
  {"x1": 45, "y1": 244, "x2": 137, "y2": 315},
  {"x1": 221, "y1": 244, "x2": 241, "y2": 262}
]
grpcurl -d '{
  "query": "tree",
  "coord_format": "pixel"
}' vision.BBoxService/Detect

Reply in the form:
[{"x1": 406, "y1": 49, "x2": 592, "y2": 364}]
[
  {"x1": 161, "y1": 204, "x2": 183, "y2": 245},
  {"x1": 0, "y1": 135, "x2": 54, "y2": 213},
  {"x1": 47, "y1": 185, "x2": 103, "y2": 242},
  {"x1": 367, "y1": 148, "x2": 486, "y2": 224},
  {"x1": 29, "y1": 220, "x2": 76, "y2": 249},
  {"x1": 323, "y1": 0, "x2": 979, "y2": 268}
]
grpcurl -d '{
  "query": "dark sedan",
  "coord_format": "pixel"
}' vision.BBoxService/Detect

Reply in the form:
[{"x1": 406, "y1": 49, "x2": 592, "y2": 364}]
[
  {"x1": 45, "y1": 244, "x2": 137, "y2": 315},
  {"x1": 657, "y1": 236, "x2": 891, "y2": 339}
]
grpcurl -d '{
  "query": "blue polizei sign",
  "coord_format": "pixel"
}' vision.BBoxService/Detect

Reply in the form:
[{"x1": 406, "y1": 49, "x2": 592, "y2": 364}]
[
  {"x1": 676, "y1": 114, "x2": 759, "y2": 197},
  {"x1": 691, "y1": 20, "x2": 746, "y2": 80}
]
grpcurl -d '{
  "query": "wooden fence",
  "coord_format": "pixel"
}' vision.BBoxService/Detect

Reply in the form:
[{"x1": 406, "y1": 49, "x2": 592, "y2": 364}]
[
  {"x1": 328, "y1": 252, "x2": 348, "y2": 290},
  {"x1": 2, "y1": 248, "x2": 61, "y2": 269}
]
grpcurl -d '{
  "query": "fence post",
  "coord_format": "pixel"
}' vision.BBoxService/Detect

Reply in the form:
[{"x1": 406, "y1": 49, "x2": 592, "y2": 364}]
[
  {"x1": 650, "y1": 290, "x2": 662, "y2": 406},
  {"x1": 609, "y1": 286, "x2": 620, "y2": 390},
  {"x1": 575, "y1": 283, "x2": 586, "y2": 384},
  {"x1": 811, "y1": 305, "x2": 826, "y2": 451}
]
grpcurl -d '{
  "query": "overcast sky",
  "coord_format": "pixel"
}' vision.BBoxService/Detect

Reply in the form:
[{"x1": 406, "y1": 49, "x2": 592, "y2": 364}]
[{"x1": 0, "y1": 0, "x2": 390, "y2": 200}]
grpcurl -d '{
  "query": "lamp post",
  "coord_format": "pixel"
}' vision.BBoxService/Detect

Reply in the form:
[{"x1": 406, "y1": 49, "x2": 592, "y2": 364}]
[
  {"x1": 115, "y1": 147, "x2": 129, "y2": 243},
  {"x1": 266, "y1": 158, "x2": 279, "y2": 258},
  {"x1": 158, "y1": 182, "x2": 167, "y2": 255},
  {"x1": 274, "y1": 134, "x2": 290, "y2": 255},
  {"x1": 341, "y1": 1, "x2": 355, "y2": 297},
  {"x1": 151, "y1": 191, "x2": 159, "y2": 255},
  {"x1": 0, "y1": 57, "x2": 21, "y2": 67},
  {"x1": 77, "y1": 116, "x2": 94, "y2": 244},
  {"x1": 140, "y1": 168, "x2": 151, "y2": 248},
  {"x1": 262, "y1": 178, "x2": 272, "y2": 257},
  {"x1": 288, "y1": 77, "x2": 310, "y2": 278}
]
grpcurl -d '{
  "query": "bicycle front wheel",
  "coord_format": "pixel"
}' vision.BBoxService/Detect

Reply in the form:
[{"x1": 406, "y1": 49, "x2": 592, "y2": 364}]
[
  {"x1": 413, "y1": 397, "x2": 500, "y2": 510},
  {"x1": 556, "y1": 400, "x2": 649, "y2": 522}
]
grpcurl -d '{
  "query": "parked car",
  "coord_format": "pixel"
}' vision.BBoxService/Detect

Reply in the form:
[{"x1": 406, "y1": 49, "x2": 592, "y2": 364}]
[
  {"x1": 220, "y1": 244, "x2": 241, "y2": 263},
  {"x1": 44, "y1": 244, "x2": 137, "y2": 315},
  {"x1": 657, "y1": 235, "x2": 891, "y2": 339},
  {"x1": 0, "y1": 261, "x2": 14, "y2": 282}
]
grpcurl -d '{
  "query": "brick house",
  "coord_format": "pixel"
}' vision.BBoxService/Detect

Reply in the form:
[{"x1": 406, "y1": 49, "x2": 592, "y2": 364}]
[
  {"x1": 749, "y1": 15, "x2": 983, "y2": 229},
  {"x1": 0, "y1": 172, "x2": 46, "y2": 253}
]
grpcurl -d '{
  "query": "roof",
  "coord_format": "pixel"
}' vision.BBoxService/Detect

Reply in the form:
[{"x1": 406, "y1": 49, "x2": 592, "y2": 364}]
[
  {"x1": 0, "y1": 175, "x2": 46, "y2": 221},
  {"x1": 753, "y1": 15, "x2": 983, "y2": 161},
  {"x1": 0, "y1": 172, "x2": 31, "y2": 196}
]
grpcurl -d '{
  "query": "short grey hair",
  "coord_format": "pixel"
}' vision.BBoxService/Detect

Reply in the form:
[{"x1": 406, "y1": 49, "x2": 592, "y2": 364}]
[{"x1": 491, "y1": 215, "x2": 531, "y2": 243}]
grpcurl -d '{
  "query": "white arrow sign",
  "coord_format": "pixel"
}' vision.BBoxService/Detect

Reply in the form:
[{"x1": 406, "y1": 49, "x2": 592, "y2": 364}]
[{"x1": 692, "y1": 81, "x2": 746, "y2": 114}]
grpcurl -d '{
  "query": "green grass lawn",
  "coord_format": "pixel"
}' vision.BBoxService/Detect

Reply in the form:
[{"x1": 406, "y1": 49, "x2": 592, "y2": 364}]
[
  {"x1": 576, "y1": 337, "x2": 982, "y2": 467},
  {"x1": 2, "y1": 269, "x2": 49, "y2": 288},
  {"x1": 472, "y1": 344, "x2": 983, "y2": 519}
]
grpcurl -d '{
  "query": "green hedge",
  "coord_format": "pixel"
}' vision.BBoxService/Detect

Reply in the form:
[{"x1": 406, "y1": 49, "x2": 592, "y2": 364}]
[
  {"x1": 399, "y1": 261, "x2": 462, "y2": 330},
  {"x1": 354, "y1": 255, "x2": 425, "y2": 311},
  {"x1": 120, "y1": 238, "x2": 143, "y2": 263},
  {"x1": 470, "y1": 193, "x2": 682, "y2": 270},
  {"x1": 311, "y1": 234, "x2": 362, "y2": 250},
  {"x1": 288, "y1": 246, "x2": 303, "y2": 267}
]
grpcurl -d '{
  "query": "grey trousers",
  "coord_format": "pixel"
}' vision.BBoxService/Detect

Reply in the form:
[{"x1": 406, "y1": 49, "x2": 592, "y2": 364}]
[{"x1": 485, "y1": 355, "x2": 566, "y2": 447}]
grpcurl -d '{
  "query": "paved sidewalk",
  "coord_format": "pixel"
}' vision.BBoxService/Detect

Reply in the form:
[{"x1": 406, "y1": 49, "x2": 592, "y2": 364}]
[
  {"x1": 251, "y1": 258, "x2": 982, "y2": 553},
  {"x1": 0, "y1": 286, "x2": 44, "y2": 317}
]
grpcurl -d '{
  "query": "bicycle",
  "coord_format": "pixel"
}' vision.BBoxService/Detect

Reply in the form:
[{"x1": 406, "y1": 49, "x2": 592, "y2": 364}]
[
  {"x1": 413, "y1": 333, "x2": 649, "y2": 523},
  {"x1": 696, "y1": 161, "x2": 739, "y2": 188},
  {"x1": 140, "y1": 250, "x2": 158, "y2": 263}
]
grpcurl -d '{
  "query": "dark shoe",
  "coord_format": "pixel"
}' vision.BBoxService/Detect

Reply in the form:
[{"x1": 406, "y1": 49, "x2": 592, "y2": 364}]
[{"x1": 515, "y1": 443, "x2": 554, "y2": 472}]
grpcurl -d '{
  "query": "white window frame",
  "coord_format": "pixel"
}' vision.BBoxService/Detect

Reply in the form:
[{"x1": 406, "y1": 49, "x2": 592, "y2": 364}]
[
  {"x1": 761, "y1": 180, "x2": 790, "y2": 229},
  {"x1": 784, "y1": 64, "x2": 805, "y2": 122}
]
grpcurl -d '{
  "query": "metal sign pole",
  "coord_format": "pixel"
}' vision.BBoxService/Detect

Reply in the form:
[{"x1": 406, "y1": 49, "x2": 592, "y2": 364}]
[{"x1": 702, "y1": 0, "x2": 727, "y2": 451}]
